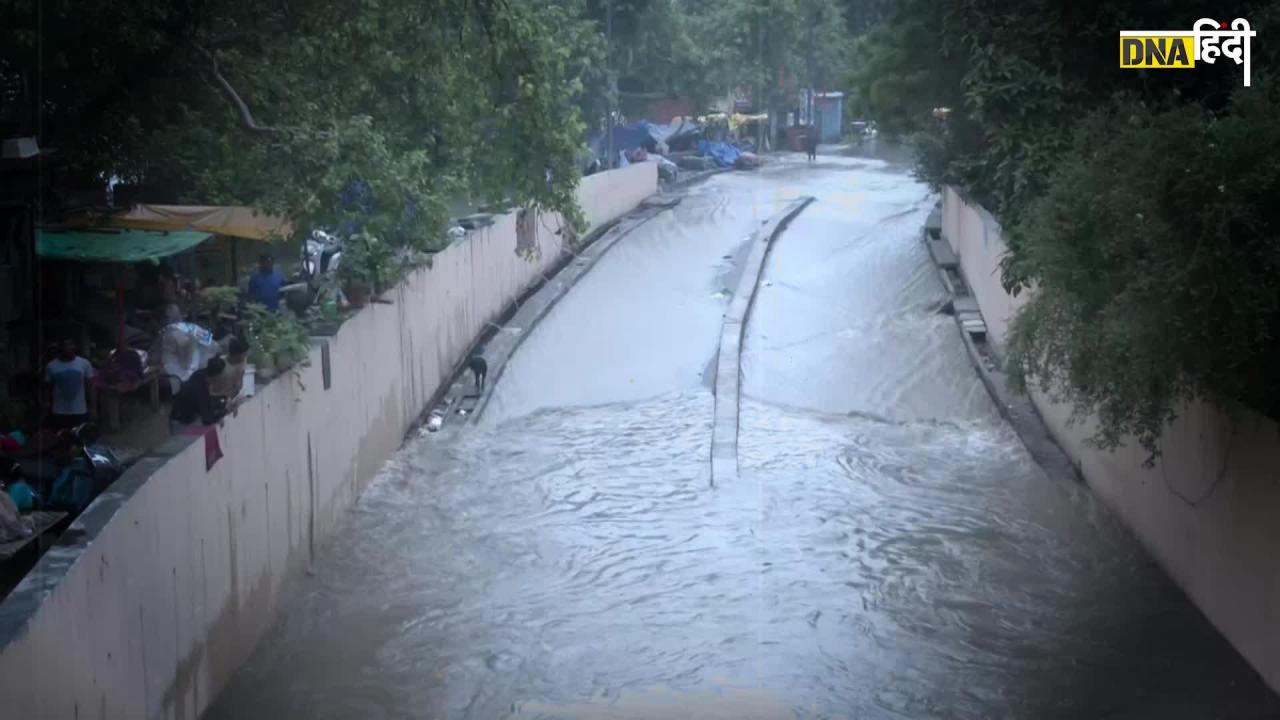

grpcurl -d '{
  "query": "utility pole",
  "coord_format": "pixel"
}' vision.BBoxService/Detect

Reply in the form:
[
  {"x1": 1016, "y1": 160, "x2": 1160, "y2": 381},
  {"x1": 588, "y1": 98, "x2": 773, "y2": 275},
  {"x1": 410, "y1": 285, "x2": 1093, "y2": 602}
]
[
  {"x1": 605, "y1": 0, "x2": 615, "y2": 169},
  {"x1": 806, "y1": 3, "x2": 815, "y2": 126},
  {"x1": 756, "y1": 11, "x2": 764, "y2": 151}
]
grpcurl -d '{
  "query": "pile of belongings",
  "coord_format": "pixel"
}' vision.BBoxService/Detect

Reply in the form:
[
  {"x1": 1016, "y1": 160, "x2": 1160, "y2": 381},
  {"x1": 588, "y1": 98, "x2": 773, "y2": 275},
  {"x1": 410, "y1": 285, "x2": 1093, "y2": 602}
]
[
  {"x1": 676, "y1": 155, "x2": 718, "y2": 171},
  {"x1": 648, "y1": 155, "x2": 680, "y2": 182},
  {"x1": 647, "y1": 117, "x2": 701, "y2": 153},
  {"x1": 1, "y1": 449, "x2": 33, "y2": 544},
  {"x1": 591, "y1": 117, "x2": 704, "y2": 165},
  {"x1": 625, "y1": 148, "x2": 680, "y2": 181},
  {"x1": 0, "y1": 490, "x2": 33, "y2": 543},
  {"x1": 591, "y1": 118, "x2": 766, "y2": 173},
  {"x1": 696, "y1": 140, "x2": 742, "y2": 168}
]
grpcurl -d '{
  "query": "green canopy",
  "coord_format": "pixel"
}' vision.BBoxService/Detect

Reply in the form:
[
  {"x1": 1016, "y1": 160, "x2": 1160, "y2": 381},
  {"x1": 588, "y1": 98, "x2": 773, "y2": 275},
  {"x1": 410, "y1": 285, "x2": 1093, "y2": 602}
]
[{"x1": 36, "y1": 227, "x2": 213, "y2": 263}]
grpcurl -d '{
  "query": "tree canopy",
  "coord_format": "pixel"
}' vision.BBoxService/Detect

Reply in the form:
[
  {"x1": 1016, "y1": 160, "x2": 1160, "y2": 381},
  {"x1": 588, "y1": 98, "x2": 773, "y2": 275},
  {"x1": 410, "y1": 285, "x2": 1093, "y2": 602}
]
[
  {"x1": 851, "y1": 0, "x2": 1280, "y2": 458},
  {"x1": 2, "y1": 0, "x2": 601, "y2": 249},
  {"x1": 578, "y1": 0, "x2": 850, "y2": 120},
  {"x1": 3, "y1": 0, "x2": 862, "y2": 245}
]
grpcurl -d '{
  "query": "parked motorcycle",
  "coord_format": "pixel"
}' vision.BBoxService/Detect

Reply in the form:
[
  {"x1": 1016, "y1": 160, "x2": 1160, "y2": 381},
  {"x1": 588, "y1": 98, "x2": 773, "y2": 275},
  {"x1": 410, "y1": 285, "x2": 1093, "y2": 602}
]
[
  {"x1": 68, "y1": 423, "x2": 123, "y2": 490},
  {"x1": 284, "y1": 230, "x2": 343, "y2": 314},
  {"x1": 11, "y1": 422, "x2": 123, "y2": 513},
  {"x1": 302, "y1": 230, "x2": 343, "y2": 283}
]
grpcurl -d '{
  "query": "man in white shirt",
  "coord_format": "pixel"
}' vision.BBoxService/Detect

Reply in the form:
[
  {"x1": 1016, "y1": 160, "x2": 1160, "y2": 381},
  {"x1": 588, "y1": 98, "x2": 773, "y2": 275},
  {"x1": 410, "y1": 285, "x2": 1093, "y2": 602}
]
[{"x1": 45, "y1": 338, "x2": 95, "y2": 430}]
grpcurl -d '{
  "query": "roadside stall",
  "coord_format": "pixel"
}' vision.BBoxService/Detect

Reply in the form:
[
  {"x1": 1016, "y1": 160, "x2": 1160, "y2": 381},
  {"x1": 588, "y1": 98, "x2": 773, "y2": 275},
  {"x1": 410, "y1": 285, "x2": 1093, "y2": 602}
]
[
  {"x1": 730, "y1": 113, "x2": 769, "y2": 151},
  {"x1": 35, "y1": 227, "x2": 216, "y2": 430},
  {"x1": 107, "y1": 204, "x2": 292, "y2": 286}
]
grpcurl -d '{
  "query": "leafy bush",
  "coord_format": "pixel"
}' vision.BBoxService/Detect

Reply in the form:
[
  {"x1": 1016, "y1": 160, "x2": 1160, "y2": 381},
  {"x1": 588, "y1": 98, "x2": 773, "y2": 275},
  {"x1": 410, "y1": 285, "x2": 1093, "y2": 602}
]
[
  {"x1": 848, "y1": 0, "x2": 960, "y2": 137},
  {"x1": 853, "y1": 0, "x2": 1280, "y2": 460},
  {"x1": 1006, "y1": 81, "x2": 1280, "y2": 458},
  {"x1": 5, "y1": 0, "x2": 593, "y2": 260},
  {"x1": 338, "y1": 232, "x2": 413, "y2": 295},
  {"x1": 240, "y1": 303, "x2": 312, "y2": 373},
  {"x1": 200, "y1": 286, "x2": 242, "y2": 319}
]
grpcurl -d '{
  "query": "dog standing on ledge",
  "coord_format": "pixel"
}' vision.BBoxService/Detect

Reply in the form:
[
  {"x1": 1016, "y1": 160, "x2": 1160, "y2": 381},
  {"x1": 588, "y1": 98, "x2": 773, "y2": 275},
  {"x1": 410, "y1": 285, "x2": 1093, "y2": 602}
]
[{"x1": 467, "y1": 354, "x2": 488, "y2": 392}]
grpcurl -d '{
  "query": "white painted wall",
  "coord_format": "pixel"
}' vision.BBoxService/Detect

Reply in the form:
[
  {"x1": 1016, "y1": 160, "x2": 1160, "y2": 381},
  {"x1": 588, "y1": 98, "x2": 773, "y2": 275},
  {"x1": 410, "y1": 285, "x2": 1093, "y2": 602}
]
[
  {"x1": 0, "y1": 163, "x2": 657, "y2": 720},
  {"x1": 578, "y1": 162, "x2": 658, "y2": 232},
  {"x1": 940, "y1": 187, "x2": 1028, "y2": 346},
  {"x1": 941, "y1": 187, "x2": 1280, "y2": 692}
]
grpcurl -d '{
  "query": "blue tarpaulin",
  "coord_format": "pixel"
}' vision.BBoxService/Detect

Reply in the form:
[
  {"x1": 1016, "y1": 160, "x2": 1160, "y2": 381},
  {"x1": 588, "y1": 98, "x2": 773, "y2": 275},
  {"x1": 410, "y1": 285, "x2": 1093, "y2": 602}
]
[
  {"x1": 697, "y1": 140, "x2": 742, "y2": 168},
  {"x1": 590, "y1": 118, "x2": 708, "y2": 164},
  {"x1": 592, "y1": 123, "x2": 654, "y2": 159}
]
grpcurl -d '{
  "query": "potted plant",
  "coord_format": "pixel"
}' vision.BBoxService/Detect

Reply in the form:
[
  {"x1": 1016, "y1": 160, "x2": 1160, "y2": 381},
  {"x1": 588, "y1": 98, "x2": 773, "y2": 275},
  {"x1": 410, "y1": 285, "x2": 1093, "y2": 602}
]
[
  {"x1": 305, "y1": 277, "x2": 345, "y2": 336},
  {"x1": 241, "y1": 303, "x2": 311, "y2": 382},
  {"x1": 198, "y1": 285, "x2": 244, "y2": 339},
  {"x1": 339, "y1": 232, "x2": 395, "y2": 308}
]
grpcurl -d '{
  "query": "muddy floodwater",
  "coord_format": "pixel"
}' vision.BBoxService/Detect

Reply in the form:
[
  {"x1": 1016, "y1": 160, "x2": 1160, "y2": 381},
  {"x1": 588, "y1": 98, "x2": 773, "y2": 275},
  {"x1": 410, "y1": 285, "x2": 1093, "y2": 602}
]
[{"x1": 209, "y1": 153, "x2": 1279, "y2": 719}]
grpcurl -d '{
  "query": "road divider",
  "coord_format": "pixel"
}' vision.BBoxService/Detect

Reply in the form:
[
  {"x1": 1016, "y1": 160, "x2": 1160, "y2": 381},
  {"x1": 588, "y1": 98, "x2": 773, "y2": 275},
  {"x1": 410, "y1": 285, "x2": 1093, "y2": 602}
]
[{"x1": 710, "y1": 196, "x2": 815, "y2": 487}]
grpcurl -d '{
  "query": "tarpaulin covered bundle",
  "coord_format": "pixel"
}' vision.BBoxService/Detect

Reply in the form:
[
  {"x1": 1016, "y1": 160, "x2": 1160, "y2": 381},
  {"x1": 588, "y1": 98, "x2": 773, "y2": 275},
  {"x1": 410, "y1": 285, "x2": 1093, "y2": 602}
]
[
  {"x1": 649, "y1": 117, "x2": 701, "y2": 151},
  {"x1": 591, "y1": 123, "x2": 655, "y2": 159},
  {"x1": 592, "y1": 118, "x2": 703, "y2": 159},
  {"x1": 697, "y1": 140, "x2": 742, "y2": 168}
]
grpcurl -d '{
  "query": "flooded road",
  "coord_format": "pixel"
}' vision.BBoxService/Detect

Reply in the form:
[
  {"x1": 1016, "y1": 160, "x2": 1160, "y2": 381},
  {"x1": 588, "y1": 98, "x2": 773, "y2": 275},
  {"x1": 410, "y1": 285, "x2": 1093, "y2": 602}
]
[{"x1": 210, "y1": 154, "x2": 1278, "y2": 719}]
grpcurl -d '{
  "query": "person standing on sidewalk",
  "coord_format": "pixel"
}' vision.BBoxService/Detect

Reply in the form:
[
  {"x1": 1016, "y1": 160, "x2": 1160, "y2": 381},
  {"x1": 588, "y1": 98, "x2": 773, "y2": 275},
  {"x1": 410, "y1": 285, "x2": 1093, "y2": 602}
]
[{"x1": 44, "y1": 338, "x2": 95, "y2": 430}]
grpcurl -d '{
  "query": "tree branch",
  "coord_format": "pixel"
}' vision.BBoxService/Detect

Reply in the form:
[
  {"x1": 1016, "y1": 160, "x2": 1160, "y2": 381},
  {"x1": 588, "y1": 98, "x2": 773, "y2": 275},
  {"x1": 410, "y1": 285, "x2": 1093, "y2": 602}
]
[{"x1": 196, "y1": 45, "x2": 282, "y2": 134}]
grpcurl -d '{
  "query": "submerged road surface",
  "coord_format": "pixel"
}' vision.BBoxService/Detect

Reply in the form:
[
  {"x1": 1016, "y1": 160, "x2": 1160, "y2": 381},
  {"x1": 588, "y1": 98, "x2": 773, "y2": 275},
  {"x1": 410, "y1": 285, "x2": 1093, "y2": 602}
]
[{"x1": 210, "y1": 154, "x2": 1278, "y2": 719}]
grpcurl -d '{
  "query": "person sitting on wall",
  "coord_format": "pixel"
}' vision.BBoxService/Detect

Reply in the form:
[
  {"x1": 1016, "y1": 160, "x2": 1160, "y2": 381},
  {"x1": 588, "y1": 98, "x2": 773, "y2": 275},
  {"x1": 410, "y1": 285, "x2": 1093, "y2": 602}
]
[
  {"x1": 169, "y1": 357, "x2": 228, "y2": 434},
  {"x1": 210, "y1": 337, "x2": 250, "y2": 413}
]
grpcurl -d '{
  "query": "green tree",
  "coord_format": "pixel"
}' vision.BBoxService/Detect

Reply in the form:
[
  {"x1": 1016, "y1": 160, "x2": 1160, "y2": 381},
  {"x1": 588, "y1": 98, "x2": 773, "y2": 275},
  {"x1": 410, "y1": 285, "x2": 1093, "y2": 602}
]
[
  {"x1": 1007, "y1": 82, "x2": 1280, "y2": 458},
  {"x1": 847, "y1": 0, "x2": 959, "y2": 135},
  {"x1": 700, "y1": 0, "x2": 848, "y2": 115},
  {"x1": 2, "y1": 0, "x2": 600, "y2": 248},
  {"x1": 849, "y1": 0, "x2": 1280, "y2": 457},
  {"x1": 577, "y1": 0, "x2": 849, "y2": 123}
]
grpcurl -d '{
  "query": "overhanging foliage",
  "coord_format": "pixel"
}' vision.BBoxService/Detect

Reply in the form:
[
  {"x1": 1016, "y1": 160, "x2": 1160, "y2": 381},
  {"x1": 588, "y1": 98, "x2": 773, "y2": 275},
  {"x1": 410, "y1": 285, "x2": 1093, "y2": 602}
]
[
  {"x1": 2, "y1": 0, "x2": 600, "y2": 249},
  {"x1": 851, "y1": 0, "x2": 1280, "y2": 458}
]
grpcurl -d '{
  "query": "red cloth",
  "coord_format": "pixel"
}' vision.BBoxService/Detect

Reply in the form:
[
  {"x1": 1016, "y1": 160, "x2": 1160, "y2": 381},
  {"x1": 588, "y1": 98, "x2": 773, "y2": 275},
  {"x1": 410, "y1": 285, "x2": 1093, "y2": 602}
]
[{"x1": 181, "y1": 424, "x2": 223, "y2": 470}]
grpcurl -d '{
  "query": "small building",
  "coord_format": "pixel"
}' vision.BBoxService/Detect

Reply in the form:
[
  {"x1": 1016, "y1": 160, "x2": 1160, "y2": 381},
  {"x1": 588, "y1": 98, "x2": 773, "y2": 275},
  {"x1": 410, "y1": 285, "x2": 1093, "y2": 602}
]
[{"x1": 813, "y1": 92, "x2": 844, "y2": 143}]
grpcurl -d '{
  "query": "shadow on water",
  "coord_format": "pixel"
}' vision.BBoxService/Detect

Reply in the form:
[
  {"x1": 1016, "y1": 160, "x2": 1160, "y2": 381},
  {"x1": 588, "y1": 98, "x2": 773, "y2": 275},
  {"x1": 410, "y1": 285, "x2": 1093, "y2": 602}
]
[{"x1": 208, "y1": 155, "x2": 1279, "y2": 720}]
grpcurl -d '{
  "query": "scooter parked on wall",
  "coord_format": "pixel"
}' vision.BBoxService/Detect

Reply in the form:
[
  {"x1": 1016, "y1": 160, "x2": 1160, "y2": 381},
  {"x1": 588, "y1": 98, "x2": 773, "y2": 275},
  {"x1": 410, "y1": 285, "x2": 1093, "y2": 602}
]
[
  {"x1": 283, "y1": 230, "x2": 344, "y2": 315},
  {"x1": 302, "y1": 229, "x2": 343, "y2": 284}
]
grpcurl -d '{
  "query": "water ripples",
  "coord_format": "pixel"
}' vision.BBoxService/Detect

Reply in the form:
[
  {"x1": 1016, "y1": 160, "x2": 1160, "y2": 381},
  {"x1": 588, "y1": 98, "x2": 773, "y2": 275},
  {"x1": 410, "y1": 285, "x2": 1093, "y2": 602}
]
[{"x1": 210, "y1": 154, "x2": 1277, "y2": 720}]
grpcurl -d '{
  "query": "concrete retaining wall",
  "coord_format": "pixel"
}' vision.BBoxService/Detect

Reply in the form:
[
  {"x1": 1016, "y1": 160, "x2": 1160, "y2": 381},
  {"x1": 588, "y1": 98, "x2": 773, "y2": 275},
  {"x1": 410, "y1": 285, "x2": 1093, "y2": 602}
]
[
  {"x1": 0, "y1": 163, "x2": 657, "y2": 720},
  {"x1": 941, "y1": 186, "x2": 1280, "y2": 691}
]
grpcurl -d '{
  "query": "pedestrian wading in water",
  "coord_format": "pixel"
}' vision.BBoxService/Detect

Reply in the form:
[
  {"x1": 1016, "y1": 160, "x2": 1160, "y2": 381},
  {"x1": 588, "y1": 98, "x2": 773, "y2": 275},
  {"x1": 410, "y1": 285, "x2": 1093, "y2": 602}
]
[{"x1": 467, "y1": 354, "x2": 488, "y2": 392}]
